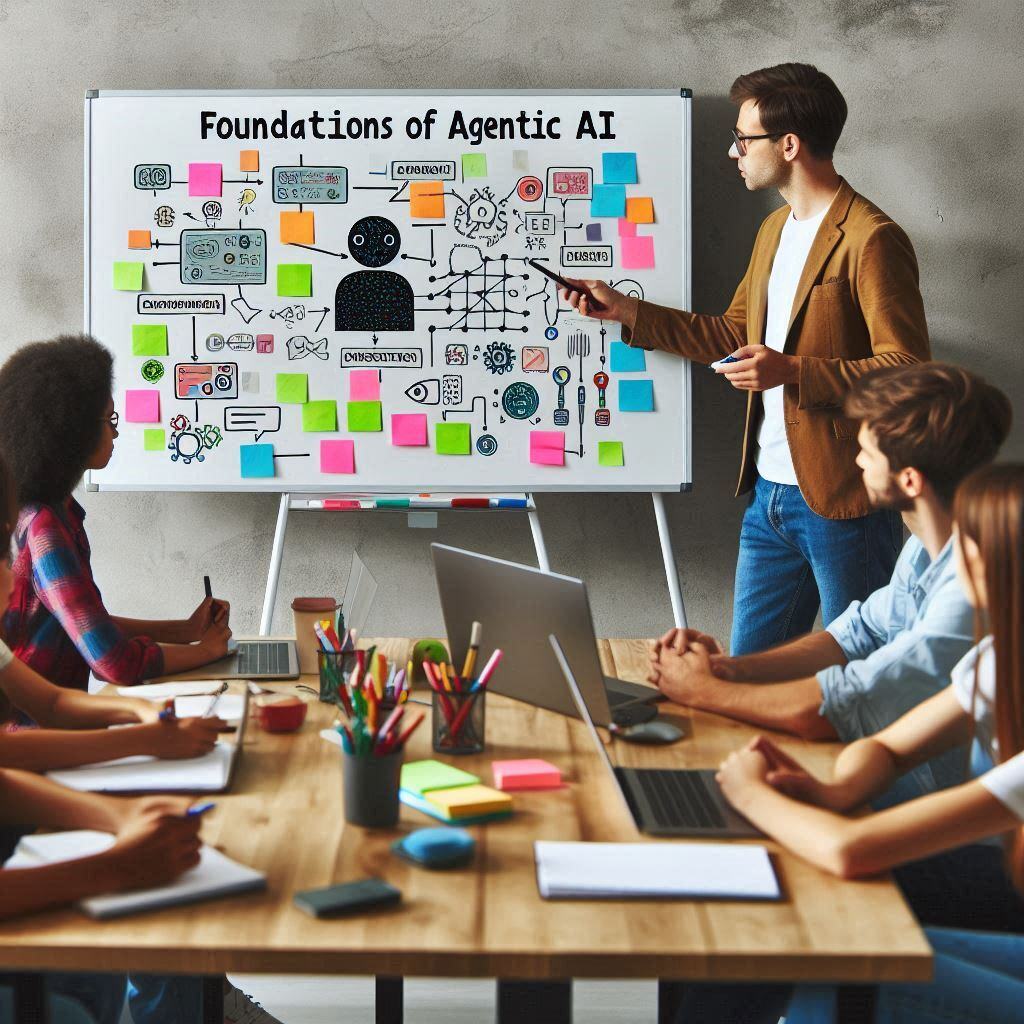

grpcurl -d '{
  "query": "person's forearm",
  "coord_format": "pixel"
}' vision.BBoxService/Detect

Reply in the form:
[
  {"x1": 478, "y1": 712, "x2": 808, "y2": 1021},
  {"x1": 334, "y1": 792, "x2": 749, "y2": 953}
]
[
  {"x1": 43, "y1": 688, "x2": 146, "y2": 729},
  {"x1": 114, "y1": 615, "x2": 193, "y2": 644},
  {"x1": 0, "y1": 723, "x2": 161, "y2": 772},
  {"x1": 158, "y1": 641, "x2": 220, "y2": 676},
  {"x1": 0, "y1": 770, "x2": 121, "y2": 831},
  {"x1": 0, "y1": 853, "x2": 122, "y2": 919},
  {"x1": 719, "y1": 631, "x2": 846, "y2": 683},
  {"x1": 825, "y1": 737, "x2": 902, "y2": 810}
]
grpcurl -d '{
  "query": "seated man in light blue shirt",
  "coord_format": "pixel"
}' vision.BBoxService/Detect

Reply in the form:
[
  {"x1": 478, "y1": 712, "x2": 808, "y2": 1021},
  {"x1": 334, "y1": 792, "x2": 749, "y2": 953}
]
[{"x1": 649, "y1": 362, "x2": 1011, "y2": 804}]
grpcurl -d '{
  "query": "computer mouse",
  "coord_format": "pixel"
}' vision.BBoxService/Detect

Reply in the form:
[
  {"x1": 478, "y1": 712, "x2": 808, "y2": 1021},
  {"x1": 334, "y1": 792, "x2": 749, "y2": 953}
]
[{"x1": 614, "y1": 719, "x2": 684, "y2": 745}]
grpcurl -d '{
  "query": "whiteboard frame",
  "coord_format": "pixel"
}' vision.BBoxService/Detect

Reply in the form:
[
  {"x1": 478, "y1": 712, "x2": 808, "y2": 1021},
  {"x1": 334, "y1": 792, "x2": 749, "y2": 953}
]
[{"x1": 84, "y1": 89, "x2": 692, "y2": 494}]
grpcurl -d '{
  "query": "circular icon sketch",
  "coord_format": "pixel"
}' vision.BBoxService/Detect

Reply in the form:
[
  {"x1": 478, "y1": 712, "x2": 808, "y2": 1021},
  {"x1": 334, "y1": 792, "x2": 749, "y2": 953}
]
[
  {"x1": 453, "y1": 187, "x2": 508, "y2": 247},
  {"x1": 140, "y1": 359, "x2": 165, "y2": 383},
  {"x1": 482, "y1": 339, "x2": 515, "y2": 375},
  {"x1": 476, "y1": 433, "x2": 498, "y2": 456},
  {"x1": 501, "y1": 381, "x2": 540, "y2": 420}
]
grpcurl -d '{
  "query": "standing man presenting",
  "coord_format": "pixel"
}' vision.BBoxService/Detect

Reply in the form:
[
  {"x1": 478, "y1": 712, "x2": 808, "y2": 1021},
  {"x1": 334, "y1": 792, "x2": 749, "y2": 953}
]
[{"x1": 562, "y1": 63, "x2": 930, "y2": 654}]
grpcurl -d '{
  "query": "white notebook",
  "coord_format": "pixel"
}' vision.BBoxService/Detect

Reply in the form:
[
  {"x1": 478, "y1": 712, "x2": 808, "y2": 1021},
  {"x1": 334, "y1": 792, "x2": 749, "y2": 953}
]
[
  {"x1": 47, "y1": 742, "x2": 235, "y2": 793},
  {"x1": 116, "y1": 681, "x2": 244, "y2": 723},
  {"x1": 9, "y1": 830, "x2": 265, "y2": 919},
  {"x1": 534, "y1": 841, "x2": 781, "y2": 900}
]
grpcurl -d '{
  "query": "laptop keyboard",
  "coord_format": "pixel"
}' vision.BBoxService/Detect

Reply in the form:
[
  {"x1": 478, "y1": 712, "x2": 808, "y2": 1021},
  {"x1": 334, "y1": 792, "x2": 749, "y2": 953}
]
[
  {"x1": 236, "y1": 641, "x2": 290, "y2": 675},
  {"x1": 632, "y1": 770, "x2": 728, "y2": 830}
]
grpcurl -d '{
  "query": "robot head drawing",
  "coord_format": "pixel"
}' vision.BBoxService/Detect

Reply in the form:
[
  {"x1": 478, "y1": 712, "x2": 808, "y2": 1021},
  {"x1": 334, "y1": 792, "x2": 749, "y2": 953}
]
[{"x1": 347, "y1": 216, "x2": 401, "y2": 268}]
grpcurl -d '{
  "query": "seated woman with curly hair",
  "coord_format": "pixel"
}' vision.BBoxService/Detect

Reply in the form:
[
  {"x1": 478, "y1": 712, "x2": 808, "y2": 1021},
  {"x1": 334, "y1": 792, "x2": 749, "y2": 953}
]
[{"x1": 0, "y1": 335, "x2": 232, "y2": 693}]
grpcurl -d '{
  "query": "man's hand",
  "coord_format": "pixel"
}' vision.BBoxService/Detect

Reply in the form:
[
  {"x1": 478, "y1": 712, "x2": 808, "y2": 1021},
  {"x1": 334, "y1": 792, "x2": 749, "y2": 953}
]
[
  {"x1": 652, "y1": 627, "x2": 723, "y2": 658},
  {"x1": 186, "y1": 596, "x2": 231, "y2": 643},
  {"x1": 196, "y1": 615, "x2": 232, "y2": 661},
  {"x1": 648, "y1": 642, "x2": 721, "y2": 707},
  {"x1": 104, "y1": 808, "x2": 202, "y2": 891},
  {"x1": 715, "y1": 346, "x2": 799, "y2": 391},
  {"x1": 749, "y1": 736, "x2": 848, "y2": 810},
  {"x1": 558, "y1": 278, "x2": 638, "y2": 328},
  {"x1": 148, "y1": 716, "x2": 228, "y2": 759}
]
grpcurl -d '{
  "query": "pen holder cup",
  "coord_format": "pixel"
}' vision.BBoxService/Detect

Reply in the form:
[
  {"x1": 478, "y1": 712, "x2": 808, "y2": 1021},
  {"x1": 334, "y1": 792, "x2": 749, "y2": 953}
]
[
  {"x1": 432, "y1": 690, "x2": 486, "y2": 755},
  {"x1": 317, "y1": 650, "x2": 357, "y2": 704},
  {"x1": 341, "y1": 748, "x2": 404, "y2": 828}
]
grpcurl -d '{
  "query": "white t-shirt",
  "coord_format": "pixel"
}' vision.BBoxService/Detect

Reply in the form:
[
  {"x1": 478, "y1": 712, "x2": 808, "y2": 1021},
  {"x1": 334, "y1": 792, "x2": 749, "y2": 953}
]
[
  {"x1": 952, "y1": 637, "x2": 1024, "y2": 821},
  {"x1": 0, "y1": 637, "x2": 11, "y2": 672},
  {"x1": 755, "y1": 204, "x2": 830, "y2": 485}
]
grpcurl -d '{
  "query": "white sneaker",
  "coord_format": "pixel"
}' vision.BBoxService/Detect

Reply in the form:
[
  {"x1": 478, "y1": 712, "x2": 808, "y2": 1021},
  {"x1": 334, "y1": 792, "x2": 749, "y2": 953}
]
[{"x1": 223, "y1": 981, "x2": 286, "y2": 1024}]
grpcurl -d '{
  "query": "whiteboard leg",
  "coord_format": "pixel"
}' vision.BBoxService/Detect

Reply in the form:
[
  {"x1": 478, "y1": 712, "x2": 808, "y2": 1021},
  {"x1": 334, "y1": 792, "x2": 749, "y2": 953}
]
[
  {"x1": 527, "y1": 495, "x2": 550, "y2": 572},
  {"x1": 260, "y1": 493, "x2": 291, "y2": 636},
  {"x1": 652, "y1": 492, "x2": 687, "y2": 629}
]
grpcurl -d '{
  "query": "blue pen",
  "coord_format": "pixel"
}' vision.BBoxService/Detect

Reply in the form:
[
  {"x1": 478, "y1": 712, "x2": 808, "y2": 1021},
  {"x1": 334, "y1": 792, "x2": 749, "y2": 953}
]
[
  {"x1": 186, "y1": 801, "x2": 216, "y2": 818},
  {"x1": 495, "y1": 498, "x2": 528, "y2": 508},
  {"x1": 158, "y1": 699, "x2": 177, "y2": 723}
]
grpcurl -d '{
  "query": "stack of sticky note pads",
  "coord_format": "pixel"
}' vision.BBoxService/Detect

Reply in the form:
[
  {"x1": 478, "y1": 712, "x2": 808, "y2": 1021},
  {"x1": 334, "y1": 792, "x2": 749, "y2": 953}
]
[
  {"x1": 400, "y1": 759, "x2": 513, "y2": 825},
  {"x1": 492, "y1": 758, "x2": 562, "y2": 791}
]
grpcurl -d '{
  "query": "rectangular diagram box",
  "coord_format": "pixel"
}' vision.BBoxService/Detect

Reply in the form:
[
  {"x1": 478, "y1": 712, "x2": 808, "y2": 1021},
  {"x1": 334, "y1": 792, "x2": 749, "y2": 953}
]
[
  {"x1": 523, "y1": 212, "x2": 556, "y2": 235},
  {"x1": 560, "y1": 245, "x2": 613, "y2": 268},
  {"x1": 174, "y1": 362, "x2": 239, "y2": 400},
  {"x1": 180, "y1": 229, "x2": 266, "y2": 285},
  {"x1": 390, "y1": 160, "x2": 457, "y2": 181},
  {"x1": 272, "y1": 166, "x2": 348, "y2": 204},
  {"x1": 137, "y1": 293, "x2": 226, "y2": 315},
  {"x1": 134, "y1": 163, "x2": 171, "y2": 190},
  {"x1": 339, "y1": 347, "x2": 423, "y2": 369}
]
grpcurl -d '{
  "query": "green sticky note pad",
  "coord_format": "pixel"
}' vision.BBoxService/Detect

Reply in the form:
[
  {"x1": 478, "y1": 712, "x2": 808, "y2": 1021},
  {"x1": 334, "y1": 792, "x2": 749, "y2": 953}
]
[
  {"x1": 131, "y1": 324, "x2": 168, "y2": 357},
  {"x1": 599, "y1": 441, "x2": 624, "y2": 467},
  {"x1": 143, "y1": 429, "x2": 166, "y2": 452},
  {"x1": 302, "y1": 400, "x2": 337, "y2": 432},
  {"x1": 435, "y1": 421, "x2": 471, "y2": 455},
  {"x1": 275, "y1": 373, "x2": 308, "y2": 404},
  {"x1": 277, "y1": 263, "x2": 312, "y2": 297},
  {"x1": 401, "y1": 759, "x2": 479, "y2": 797},
  {"x1": 347, "y1": 400, "x2": 383, "y2": 432},
  {"x1": 461, "y1": 153, "x2": 488, "y2": 178},
  {"x1": 113, "y1": 261, "x2": 144, "y2": 291}
]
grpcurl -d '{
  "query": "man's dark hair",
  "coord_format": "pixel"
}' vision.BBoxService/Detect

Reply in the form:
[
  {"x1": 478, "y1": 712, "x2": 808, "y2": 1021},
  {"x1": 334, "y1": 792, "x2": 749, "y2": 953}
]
[
  {"x1": 0, "y1": 334, "x2": 114, "y2": 506},
  {"x1": 846, "y1": 362, "x2": 1012, "y2": 505},
  {"x1": 730, "y1": 62, "x2": 848, "y2": 160}
]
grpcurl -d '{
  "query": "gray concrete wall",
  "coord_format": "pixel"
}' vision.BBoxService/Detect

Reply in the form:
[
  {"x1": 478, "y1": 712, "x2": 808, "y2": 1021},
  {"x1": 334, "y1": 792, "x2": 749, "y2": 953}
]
[{"x1": 0, "y1": 0, "x2": 1020, "y2": 640}]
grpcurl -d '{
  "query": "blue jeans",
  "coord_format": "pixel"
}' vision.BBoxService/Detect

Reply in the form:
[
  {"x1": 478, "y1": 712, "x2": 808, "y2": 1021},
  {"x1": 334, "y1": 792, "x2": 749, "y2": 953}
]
[
  {"x1": 731, "y1": 476, "x2": 903, "y2": 655},
  {"x1": 128, "y1": 974, "x2": 203, "y2": 1022},
  {"x1": 0, "y1": 972, "x2": 125, "y2": 1023}
]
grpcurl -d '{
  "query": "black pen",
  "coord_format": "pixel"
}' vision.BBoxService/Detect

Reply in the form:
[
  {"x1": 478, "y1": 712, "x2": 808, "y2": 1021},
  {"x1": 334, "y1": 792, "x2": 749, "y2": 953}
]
[{"x1": 204, "y1": 575, "x2": 212, "y2": 599}]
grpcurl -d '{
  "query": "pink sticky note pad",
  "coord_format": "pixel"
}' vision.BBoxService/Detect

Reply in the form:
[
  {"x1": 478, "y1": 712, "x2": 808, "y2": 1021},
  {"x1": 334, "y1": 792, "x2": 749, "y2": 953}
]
[
  {"x1": 530, "y1": 430, "x2": 565, "y2": 466},
  {"x1": 349, "y1": 369, "x2": 380, "y2": 402},
  {"x1": 617, "y1": 218, "x2": 637, "y2": 237},
  {"x1": 621, "y1": 235, "x2": 655, "y2": 270},
  {"x1": 391, "y1": 413, "x2": 428, "y2": 447},
  {"x1": 320, "y1": 439, "x2": 355, "y2": 474},
  {"x1": 492, "y1": 759, "x2": 562, "y2": 791},
  {"x1": 188, "y1": 163, "x2": 223, "y2": 197},
  {"x1": 124, "y1": 390, "x2": 160, "y2": 423}
]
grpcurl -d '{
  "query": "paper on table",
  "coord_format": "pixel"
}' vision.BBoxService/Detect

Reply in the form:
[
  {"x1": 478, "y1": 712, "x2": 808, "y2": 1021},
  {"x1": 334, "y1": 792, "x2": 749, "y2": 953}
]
[
  {"x1": 401, "y1": 759, "x2": 479, "y2": 796},
  {"x1": 280, "y1": 210, "x2": 315, "y2": 245},
  {"x1": 590, "y1": 184, "x2": 626, "y2": 218},
  {"x1": 534, "y1": 841, "x2": 780, "y2": 900},
  {"x1": 47, "y1": 742, "x2": 235, "y2": 793},
  {"x1": 275, "y1": 373, "x2": 308, "y2": 404},
  {"x1": 349, "y1": 369, "x2": 381, "y2": 401},
  {"x1": 601, "y1": 152, "x2": 638, "y2": 184},
  {"x1": 609, "y1": 341, "x2": 646, "y2": 373},
  {"x1": 435, "y1": 421, "x2": 471, "y2": 455},
  {"x1": 391, "y1": 413, "x2": 428, "y2": 446},
  {"x1": 620, "y1": 235, "x2": 655, "y2": 270},
  {"x1": 277, "y1": 264, "x2": 312, "y2": 297},
  {"x1": 188, "y1": 162, "x2": 223, "y2": 197},
  {"x1": 132, "y1": 323, "x2": 168, "y2": 357},
  {"x1": 117, "y1": 681, "x2": 225, "y2": 699},
  {"x1": 302, "y1": 400, "x2": 338, "y2": 432},
  {"x1": 320, "y1": 439, "x2": 355, "y2": 474},
  {"x1": 240, "y1": 443, "x2": 275, "y2": 479},
  {"x1": 125, "y1": 390, "x2": 160, "y2": 423},
  {"x1": 347, "y1": 400, "x2": 383, "y2": 432},
  {"x1": 618, "y1": 379, "x2": 655, "y2": 412},
  {"x1": 598, "y1": 441, "x2": 624, "y2": 467},
  {"x1": 461, "y1": 153, "x2": 488, "y2": 178},
  {"x1": 409, "y1": 181, "x2": 445, "y2": 218},
  {"x1": 530, "y1": 430, "x2": 566, "y2": 466}
]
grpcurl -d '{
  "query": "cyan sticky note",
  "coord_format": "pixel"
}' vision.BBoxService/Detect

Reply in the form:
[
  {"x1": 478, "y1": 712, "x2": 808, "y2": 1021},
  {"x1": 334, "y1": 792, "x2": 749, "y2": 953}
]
[
  {"x1": 113, "y1": 262, "x2": 144, "y2": 291},
  {"x1": 320, "y1": 439, "x2": 355, "y2": 474},
  {"x1": 618, "y1": 379, "x2": 655, "y2": 412},
  {"x1": 275, "y1": 373, "x2": 308, "y2": 404},
  {"x1": 586, "y1": 223, "x2": 602, "y2": 242},
  {"x1": 240, "y1": 443, "x2": 275, "y2": 478},
  {"x1": 435, "y1": 421, "x2": 471, "y2": 455},
  {"x1": 347, "y1": 401, "x2": 383, "y2": 432},
  {"x1": 143, "y1": 429, "x2": 166, "y2": 452},
  {"x1": 277, "y1": 264, "x2": 312, "y2": 297},
  {"x1": 461, "y1": 153, "x2": 488, "y2": 179},
  {"x1": 131, "y1": 324, "x2": 168, "y2": 357},
  {"x1": 188, "y1": 162, "x2": 223, "y2": 197},
  {"x1": 602, "y1": 152, "x2": 638, "y2": 184},
  {"x1": 124, "y1": 389, "x2": 160, "y2": 422},
  {"x1": 590, "y1": 184, "x2": 626, "y2": 218},
  {"x1": 609, "y1": 341, "x2": 647, "y2": 373},
  {"x1": 598, "y1": 441, "x2": 624, "y2": 467},
  {"x1": 302, "y1": 400, "x2": 338, "y2": 432}
]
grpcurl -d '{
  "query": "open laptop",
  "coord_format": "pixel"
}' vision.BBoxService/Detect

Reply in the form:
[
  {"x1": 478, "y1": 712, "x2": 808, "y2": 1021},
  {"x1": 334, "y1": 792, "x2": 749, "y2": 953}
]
[
  {"x1": 432, "y1": 543, "x2": 660, "y2": 727},
  {"x1": 550, "y1": 635, "x2": 761, "y2": 838}
]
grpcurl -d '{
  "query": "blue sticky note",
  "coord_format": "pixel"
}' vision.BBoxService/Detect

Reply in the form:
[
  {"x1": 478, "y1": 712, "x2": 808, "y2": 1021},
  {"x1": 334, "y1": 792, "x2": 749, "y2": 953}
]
[
  {"x1": 590, "y1": 184, "x2": 626, "y2": 218},
  {"x1": 609, "y1": 341, "x2": 647, "y2": 373},
  {"x1": 240, "y1": 443, "x2": 275, "y2": 478},
  {"x1": 618, "y1": 379, "x2": 655, "y2": 412},
  {"x1": 602, "y1": 152, "x2": 638, "y2": 184},
  {"x1": 585, "y1": 223, "x2": 602, "y2": 242}
]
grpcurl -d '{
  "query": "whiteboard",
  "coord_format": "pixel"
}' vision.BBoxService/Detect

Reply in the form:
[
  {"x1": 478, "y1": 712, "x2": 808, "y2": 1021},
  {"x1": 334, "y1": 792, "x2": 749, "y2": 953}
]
[{"x1": 85, "y1": 90, "x2": 691, "y2": 492}]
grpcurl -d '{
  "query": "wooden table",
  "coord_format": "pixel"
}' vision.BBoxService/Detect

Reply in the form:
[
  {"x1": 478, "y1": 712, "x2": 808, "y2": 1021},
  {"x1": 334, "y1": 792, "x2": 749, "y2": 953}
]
[{"x1": 0, "y1": 639, "x2": 931, "y2": 1023}]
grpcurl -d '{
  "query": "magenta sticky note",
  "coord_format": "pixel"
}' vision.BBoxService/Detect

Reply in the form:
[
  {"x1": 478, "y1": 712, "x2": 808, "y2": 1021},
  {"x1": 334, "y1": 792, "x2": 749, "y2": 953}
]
[
  {"x1": 124, "y1": 389, "x2": 160, "y2": 423},
  {"x1": 391, "y1": 413, "x2": 428, "y2": 447},
  {"x1": 492, "y1": 758, "x2": 562, "y2": 791},
  {"x1": 349, "y1": 369, "x2": 381, "y2": 402},
  {"x1": 621, "y1": 235, "x2": 655, "y2": 270},
  {"x1": 188, "y1": 163, "x2": 223, "y2": 197},
  {"x1": 617, "y1": 218, "x2": 637, "y2": 237},
  {"x1": 530, "y1": 430, "x2": 565, "y2": 466},
  {"x1": 320, "y1": 439, "x2": 355, "y2": 474}
]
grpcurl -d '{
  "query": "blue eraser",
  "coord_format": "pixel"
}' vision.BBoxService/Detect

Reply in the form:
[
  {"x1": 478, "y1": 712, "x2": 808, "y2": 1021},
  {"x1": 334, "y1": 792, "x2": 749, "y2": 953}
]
[{"x1": 392, "y1": 827, "x2": 475, "y2": 869}]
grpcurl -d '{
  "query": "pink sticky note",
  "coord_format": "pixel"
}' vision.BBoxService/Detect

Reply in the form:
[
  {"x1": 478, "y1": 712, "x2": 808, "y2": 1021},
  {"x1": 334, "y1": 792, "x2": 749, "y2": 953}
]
[
  {"x1": 188, "y1": 163, "x2": 223, "y2": 197},
  {"x1": 621, "y1": 235, "x2": 655, "y2": 270},
  {"x1": 391, "y1": 413, "x2": 428, "y2": 447},
  {"x1": 530, "y1": 430, "x2": 565, "y2": 466},
  {"x1": 320, "y1": 439, "x2": 355, "y2": 474},
  {"x1": 492, "y1": 758, "x2": 562, "y2": 791},
  {"x1": 617, "y1": 217, "x2": 637, "y2": 237},
  {"x1": 124, "y1": 389, "x2": 160, "y2": 423},
  {"x1": 349, "y1": 369, "x2": 381, "y2": 402}
]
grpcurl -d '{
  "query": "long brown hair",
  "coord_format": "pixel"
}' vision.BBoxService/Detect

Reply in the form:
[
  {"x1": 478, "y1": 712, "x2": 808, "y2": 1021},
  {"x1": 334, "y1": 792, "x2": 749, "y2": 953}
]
[
  {"x1": 954, "y1": 464, "x2": 1024, "y2": 892},
  {"x1": 0, "y1": 450, "x2": 17, "y2": 725}
]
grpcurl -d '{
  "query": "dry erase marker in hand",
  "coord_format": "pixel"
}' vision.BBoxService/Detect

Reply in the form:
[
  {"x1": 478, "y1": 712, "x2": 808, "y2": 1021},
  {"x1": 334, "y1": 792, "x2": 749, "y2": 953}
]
[
  {"x1": 186, "y1": 801, "x2": 216, "y2": 818},
  {"x1": 203, "y1": 574, "x2": 212, "y2": 598},
  {"x1": 710, "y1": 355, "x2": 740, "y2": 369},
  {"x1": 527, "y1": 260, "x2": 608, "y2": 312}
]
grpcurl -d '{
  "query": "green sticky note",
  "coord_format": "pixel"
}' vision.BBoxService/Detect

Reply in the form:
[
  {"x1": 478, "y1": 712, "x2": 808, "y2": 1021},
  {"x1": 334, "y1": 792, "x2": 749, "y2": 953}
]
[
  {"x1": 275, "y1": 373, "x2": 308, "y2": 404},
  {"x1": 131, "y1": 323, "x2": 168, "y2": 357},
  {"x1": 302, "y1": 400, "x2": 337, "y2": 432},
  {"x1": 435, "y1": 421, "x2": 471, "y2": 455},
  {"x1": 347, "y1": 400, "x2": 383, "y2": 432},
  {"x1": 113, "y1": 261, "x2": 144, "y2": 291},
  {"x1": 461, "y1": 153, "x2": 488, "y2": 178},
  {"x1": 401, "y1": 759, "x2": 479, "y2": 796},
  {"x1": 599, "y1": 440, "x2": 624, "y2": 467},
  {"x1": 143, "y1": 429, "x2": 166, "y2": 452},
  {"x1": 277, "y1": 263, "x2": 312, "y2": 297}
]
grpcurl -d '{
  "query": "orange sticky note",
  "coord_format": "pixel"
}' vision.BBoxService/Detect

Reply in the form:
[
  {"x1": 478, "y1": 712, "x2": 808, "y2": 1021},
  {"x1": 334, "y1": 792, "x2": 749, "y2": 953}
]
[
  {"x1": 409, "y1": 181, "x2": 445, "y2": 219},
  {"x1": 127, "y1": 230, "x2": 152, "y2": 250},
  {"x1": 280, "y1": 211, "x2": 315, "y2": 245},
  {"x1": 239, "y1": 150, "x2": 260, "y2": 172},
  {"x1": 626, "y1": 197, "x2": 655, "y2": 224}
]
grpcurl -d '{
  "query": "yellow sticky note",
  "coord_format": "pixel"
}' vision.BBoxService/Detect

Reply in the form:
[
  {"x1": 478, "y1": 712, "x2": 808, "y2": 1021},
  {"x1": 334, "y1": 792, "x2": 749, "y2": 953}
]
[
  {"x1": 239, "y1": 150, "x2": 260, "y2": 172},
  {"x1": 625, "y1": 197, "x2": 655, "y2": 224},
  {"x1": 409, "y1": 181, "x2": 445, "y2": 219},
  {"x1": 280, "y1": 211, "x2": 315, "y2": 245},
  {"x1": 127, "y1": 230, "x2": 152, "y2": 249}
]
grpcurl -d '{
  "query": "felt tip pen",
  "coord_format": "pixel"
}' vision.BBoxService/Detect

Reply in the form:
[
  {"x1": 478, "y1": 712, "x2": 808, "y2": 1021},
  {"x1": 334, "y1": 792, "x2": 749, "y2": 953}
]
[
  {"x1": 158, "y1": 699, "x2": 177, "y2": 723},
  {"x1": 186, "y1": 801, "x2": 216, "y2": 818},
  {"x1": 494, "y1": 498, "x2": 528, "y2": 508},
  {"x1": 203, "y1": 575, "x2": 212, "y2": 599},
  {"x1": 710, "y1": 354, "x2": 740, "y2": 368}
]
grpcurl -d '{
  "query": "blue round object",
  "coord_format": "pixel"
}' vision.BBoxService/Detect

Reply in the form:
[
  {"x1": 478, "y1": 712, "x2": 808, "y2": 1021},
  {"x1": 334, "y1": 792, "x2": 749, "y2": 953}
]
[
  {"x1": 392, "y1": 827, "x2": 475, "y2": 869},
  {"x1": 544, "y1": 326, "x2": 558, "y2": 341}
]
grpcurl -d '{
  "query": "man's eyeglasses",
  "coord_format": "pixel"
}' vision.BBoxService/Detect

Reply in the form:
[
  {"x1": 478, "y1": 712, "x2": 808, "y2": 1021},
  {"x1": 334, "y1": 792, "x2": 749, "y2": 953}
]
[
  {"x1": 105, "y1": 412, "x2": 119, "y2": 429},
  {"x1": 731, "y1": 128, "x2": 786, "y2": 156}
]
